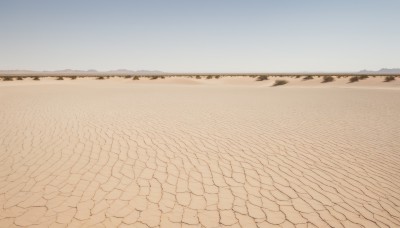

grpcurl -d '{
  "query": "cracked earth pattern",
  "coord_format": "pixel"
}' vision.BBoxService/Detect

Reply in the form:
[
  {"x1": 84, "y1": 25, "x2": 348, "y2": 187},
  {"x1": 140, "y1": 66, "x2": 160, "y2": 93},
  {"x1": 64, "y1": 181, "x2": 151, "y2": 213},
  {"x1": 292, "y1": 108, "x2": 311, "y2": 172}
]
[{"x1": 1, "y1": 83, "x2": 400, "y2": 227}]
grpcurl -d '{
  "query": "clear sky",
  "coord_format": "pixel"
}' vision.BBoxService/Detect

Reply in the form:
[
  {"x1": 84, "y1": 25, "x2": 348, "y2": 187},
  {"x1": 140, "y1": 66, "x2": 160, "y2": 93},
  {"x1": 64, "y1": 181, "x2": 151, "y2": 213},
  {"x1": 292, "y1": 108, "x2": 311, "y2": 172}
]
[{"x1": 0, "y1": 0, "x2": 399, "y2": 72}]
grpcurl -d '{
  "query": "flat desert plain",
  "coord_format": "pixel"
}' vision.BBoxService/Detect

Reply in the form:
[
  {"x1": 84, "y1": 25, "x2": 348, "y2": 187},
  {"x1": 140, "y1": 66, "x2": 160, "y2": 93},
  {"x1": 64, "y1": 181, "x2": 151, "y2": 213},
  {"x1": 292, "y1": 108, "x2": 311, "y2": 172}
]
[{"x1": 1, "y1": 76, "x2": 400, "y2": 228}]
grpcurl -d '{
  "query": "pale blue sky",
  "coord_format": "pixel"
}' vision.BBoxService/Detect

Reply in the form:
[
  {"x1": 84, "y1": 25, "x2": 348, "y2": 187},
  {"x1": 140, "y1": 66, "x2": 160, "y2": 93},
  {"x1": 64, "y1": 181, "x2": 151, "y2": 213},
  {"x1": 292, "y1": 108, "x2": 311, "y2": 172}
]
[{"x1": 0, "y1": 0, "x2": 399, "y2": 72}]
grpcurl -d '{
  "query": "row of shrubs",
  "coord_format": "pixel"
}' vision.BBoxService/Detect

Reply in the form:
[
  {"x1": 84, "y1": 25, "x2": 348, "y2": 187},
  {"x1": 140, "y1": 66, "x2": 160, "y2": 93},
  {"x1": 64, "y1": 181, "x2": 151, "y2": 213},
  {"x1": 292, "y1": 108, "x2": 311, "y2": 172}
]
[
  {"x1": 1, "y1": 75, "x2": 398, "y2": 84},
  {"x1": 1, "y1": 76, "x2": 77, "y2": 81},
  {"x1": 256, "y1": 75, "x2": 397, "y2": 83}
]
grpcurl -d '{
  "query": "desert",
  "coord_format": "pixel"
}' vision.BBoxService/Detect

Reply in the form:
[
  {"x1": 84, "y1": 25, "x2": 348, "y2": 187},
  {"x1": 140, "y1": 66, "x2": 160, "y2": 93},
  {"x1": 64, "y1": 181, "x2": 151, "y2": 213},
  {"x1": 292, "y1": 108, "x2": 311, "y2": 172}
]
[{"x1": 1, "y1": 75, "x2": 399, "y2": 227}]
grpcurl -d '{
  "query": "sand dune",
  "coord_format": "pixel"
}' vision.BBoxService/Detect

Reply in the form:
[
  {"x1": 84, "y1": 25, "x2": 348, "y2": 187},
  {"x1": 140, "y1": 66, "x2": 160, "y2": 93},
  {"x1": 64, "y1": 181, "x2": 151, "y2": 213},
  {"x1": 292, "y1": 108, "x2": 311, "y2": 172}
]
[{"x1": 0, "y1": 77, "x2": 400, "y2": 227}]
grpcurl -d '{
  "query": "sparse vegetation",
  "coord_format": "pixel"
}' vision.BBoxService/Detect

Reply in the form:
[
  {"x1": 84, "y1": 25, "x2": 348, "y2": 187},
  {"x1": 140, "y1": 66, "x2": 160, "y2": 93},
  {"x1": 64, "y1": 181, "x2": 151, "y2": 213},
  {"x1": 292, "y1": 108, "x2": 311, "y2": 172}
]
[
  {"x1": 272, "y1": 80, "x2": 288, "y2": 86},
  {"x1": 133, "y1": 76, "x2": 140, "y2": 80},
  {"x1": 96, "y1": 76, "x2": 104, "y2": 80},
  {"x1": 2, "y1": 76, "x2": 13, "y2": 81},
  {"x1": 295, "y1": 75, "x2": 301, "y2": 78},
  {"x1": 16, "y1": 76, "x2": 23, "y2": 80},
  {"x1": 33, "y1": 76, "x2": 40, "y2": 81},
  {"x1": 56, "y1": 76, "x2": 64, "y2": 80},
  {"x1": 256, "y1": 75, "x2": 269, "y2": 81},
  {"x1": 322, "y1": 76, "x2": 334, "y2": 83},
  {"x1": 206, "y1": 75, "x2": 213, "y2": 79},
  {"x1": 384, "y1": 76, "x2": 395, "y2": 82},
  {"x1": 303, "y1": 75, "x2": 313, "y2": 80},
  {"x1": 215, "y1": 75, "x2": 220, "y2": 79},
  {"x1": 69, "y1": 76, "x2": 77, "y2": 80},
  {"x1": 196, "y1": 75, "x2": 201, "y2": 79},
  {"x1": 150, "y1": 76, "x2": 159, "y2": 80},
  {"x1": 349, "y1": 76, "x2": 359, "y2": 83},
  {"x1": 359, "y1": 75, "x2": 369, "y2": 80}
]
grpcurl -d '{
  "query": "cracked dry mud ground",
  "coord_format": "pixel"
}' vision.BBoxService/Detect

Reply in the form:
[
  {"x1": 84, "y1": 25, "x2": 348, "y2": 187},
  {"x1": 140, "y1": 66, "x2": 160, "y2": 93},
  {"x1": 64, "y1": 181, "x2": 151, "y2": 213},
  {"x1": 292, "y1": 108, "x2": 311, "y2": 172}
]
[{"x1": 1, "y1": 82, "x2": 400, "y2": 227}]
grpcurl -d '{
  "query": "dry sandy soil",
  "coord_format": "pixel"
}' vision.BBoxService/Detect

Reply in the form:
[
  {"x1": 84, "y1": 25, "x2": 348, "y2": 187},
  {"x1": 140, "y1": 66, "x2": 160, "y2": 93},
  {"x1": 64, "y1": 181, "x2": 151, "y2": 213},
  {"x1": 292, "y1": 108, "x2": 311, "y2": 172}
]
[{"x1": 1, "y1": 77, "x2": 400, "y2": 227}]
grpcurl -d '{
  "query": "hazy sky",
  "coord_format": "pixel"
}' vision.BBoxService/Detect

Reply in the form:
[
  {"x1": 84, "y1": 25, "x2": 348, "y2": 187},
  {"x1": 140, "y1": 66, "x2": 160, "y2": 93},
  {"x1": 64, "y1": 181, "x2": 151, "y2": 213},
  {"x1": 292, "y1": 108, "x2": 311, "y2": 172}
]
[{"x1": 1, "y1": 0, "x2": 399, "y2": 72}]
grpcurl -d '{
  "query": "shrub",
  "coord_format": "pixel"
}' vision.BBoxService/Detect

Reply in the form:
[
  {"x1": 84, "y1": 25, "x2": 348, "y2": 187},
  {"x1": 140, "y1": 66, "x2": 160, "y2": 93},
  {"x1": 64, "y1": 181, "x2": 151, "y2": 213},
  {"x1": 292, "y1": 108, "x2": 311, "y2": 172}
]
[
  {"x1": 16, "y1": 76, "x2": 23, "y2": 80},
  {"x1": 384, "y1": 76, "x2": 395, "y2": 82},
  {"x1": 215, "y1": 75, "x2": 220, "y2": 79},
  {"x1": 295, "y1": 75, "x2": 301, "y2": 78},
  {"x1": 124, "y1": 75, "x2": 131, "y2": 79},
  {"x1": 303, "y1": 75, "x2": 313, "y2": 80},
  {"x1": 206, "y1": 75, "x2": 213, "y2": 79},
  {"x1": 56, "y1": 76, "x2": 64, "y2": 80},
  {"x1": 160, "y1": 76, "x2": 165, "y2": 79},
  {"x1": 196, "y1": 75, "x2": 201, "y2": 79},
  {"x1": 256, "y1": 75, "x2": 269, "y2": 81},
  {"x1": 359, "y1": 75, "x2": 369, "y2": 80},
  {"x1": 97, "y1": 76, "x2": 104, "y2": 80},
  {"x1": 69, "y1": 76, "x2": 77, "y2": 80},
  {"x1": 349, "y1": 76, "x2": 359, "y2": 83},
  {"x1": 3, "y1": 76, "x2": 13, "y2": 81},
  {"x1": 322, "y1": 76, "x2": 334, "y2": 83},
  {"x1": 150, "y1": 76, "x2": 159, "y2": 80},
  {"x1": 33, "y1": 76, "x2": 40, "y2": 81},
  {"x1": 133, "y1": 76, "x2": 140, "y2": 80},
  {"x1": 272, "y1": 80, "x2": 288, "y2": 86}
]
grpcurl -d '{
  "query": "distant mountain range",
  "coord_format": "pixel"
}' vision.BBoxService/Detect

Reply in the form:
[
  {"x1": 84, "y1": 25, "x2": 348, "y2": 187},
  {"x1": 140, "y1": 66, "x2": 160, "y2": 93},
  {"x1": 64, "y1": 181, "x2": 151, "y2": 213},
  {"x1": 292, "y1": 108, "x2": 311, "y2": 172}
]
[{"x1": 359, "y1": 68, "x2": 400, "y2": 74}]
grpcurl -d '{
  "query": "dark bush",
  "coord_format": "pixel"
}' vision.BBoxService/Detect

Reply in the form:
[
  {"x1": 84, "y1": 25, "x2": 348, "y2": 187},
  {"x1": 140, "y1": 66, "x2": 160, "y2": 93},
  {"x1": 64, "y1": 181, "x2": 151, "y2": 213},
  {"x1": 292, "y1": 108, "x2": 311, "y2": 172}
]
[
  {"x1": 349, "y1": 76, "x2": 359, "y2": 83},
  {"x1": 322, "y1": 76, "x2": 334, "y2": 83},
  {"x1": 256, "y1": 75, "x2": 269, "y2": 81},
  {"x1": 196, "y1": 75, "x2": 201, "y2": 79},
  {"x1": 96, "y1": 76, "x2": 105, "y2": 80},
  {"x1": 56, "y1": 76, "x2": 64, "y2": 80},
  {"x1": 272, "y1": 80, "x2": 288, "y2": 86},
  {"x1": 3, "y1": 76, "x2": 13, "y2": 81},
  {"x1": 206, "y1": 75, "x2": 213, "y2": 79},
  {"x1": 33, "y1": 76, "x2": 40, "y2": 81},
  {"x1": 384, "y1": 76, "x2": 395, "y2": 82},
  {"x1": 133, "y1": 76, "x2": 140, "y2": 80},
  {"x1": 303, "y1": 75, "x2": 313, "y2": 80}
]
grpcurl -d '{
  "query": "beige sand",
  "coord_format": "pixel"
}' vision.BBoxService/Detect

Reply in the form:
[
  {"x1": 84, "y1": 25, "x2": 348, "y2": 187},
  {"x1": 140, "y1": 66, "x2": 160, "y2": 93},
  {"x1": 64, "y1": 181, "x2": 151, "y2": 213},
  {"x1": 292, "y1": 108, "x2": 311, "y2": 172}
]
[{"x1": 1, "y1": 77, "x2": 400, "y2": 227}]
